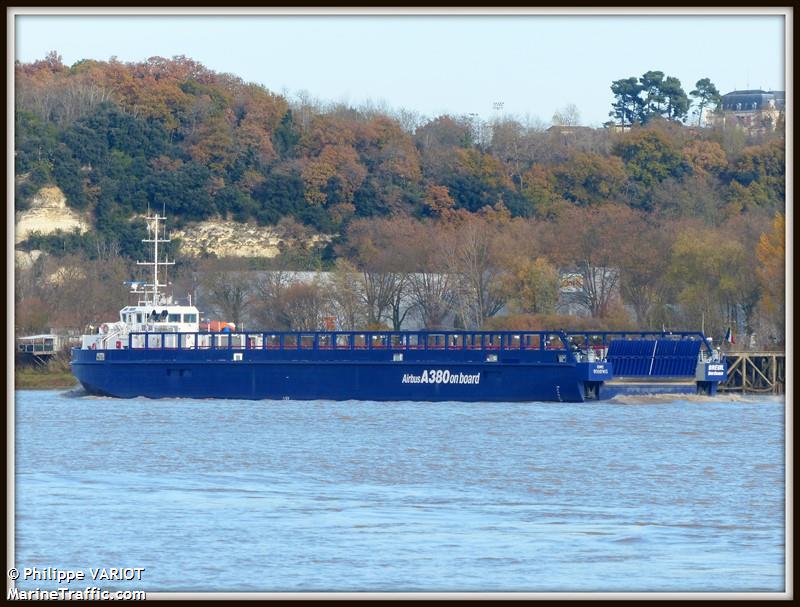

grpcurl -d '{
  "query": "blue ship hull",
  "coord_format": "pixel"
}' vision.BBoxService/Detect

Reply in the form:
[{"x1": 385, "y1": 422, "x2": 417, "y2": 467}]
[
  {"x1": 71, "y1": 330, "x2": 725, "y2": 403},
  {"x1": 71, "y1": 347, "x2": 600, "y2": 403}
]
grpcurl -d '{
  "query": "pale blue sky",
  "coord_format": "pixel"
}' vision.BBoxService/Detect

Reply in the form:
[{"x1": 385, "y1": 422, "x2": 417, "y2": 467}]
[{"x1": 13, "y1": 12, "x2": 787, "y2": 127}]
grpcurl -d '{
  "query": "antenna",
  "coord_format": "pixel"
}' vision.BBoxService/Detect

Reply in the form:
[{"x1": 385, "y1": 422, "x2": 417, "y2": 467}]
[{"x1": 133, "y1": 212, "x2": 175, "y2": 306}]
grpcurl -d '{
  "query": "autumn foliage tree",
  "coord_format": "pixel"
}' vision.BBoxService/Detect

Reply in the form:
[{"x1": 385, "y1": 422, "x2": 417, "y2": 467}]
[
  {"x1": 755, "y1": 212, "x2": 785, "y2": 343},
  {"x1": 14, "y1": 53, "x2": 786, "y2": 343}
]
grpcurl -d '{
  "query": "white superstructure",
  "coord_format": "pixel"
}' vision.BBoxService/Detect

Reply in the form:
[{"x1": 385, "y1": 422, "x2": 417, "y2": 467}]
[{"x1": 80, "y1": 213, "x2": 201, "y2": 350}]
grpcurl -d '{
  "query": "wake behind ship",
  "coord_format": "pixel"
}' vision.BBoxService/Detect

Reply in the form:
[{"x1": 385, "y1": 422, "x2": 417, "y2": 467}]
[{"x1": 70, "y1": 214, "x2": 727, "y2": 403}]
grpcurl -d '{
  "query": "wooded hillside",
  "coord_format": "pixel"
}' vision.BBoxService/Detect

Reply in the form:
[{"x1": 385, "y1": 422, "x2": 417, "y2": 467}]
[{"x1": 14, "y1": 54, "x2": 785, "y2": 344}]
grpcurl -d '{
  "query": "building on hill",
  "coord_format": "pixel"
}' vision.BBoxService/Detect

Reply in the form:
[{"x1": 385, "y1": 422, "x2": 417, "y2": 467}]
[{"x1": 713, "y1": 89, "x2": 785, "y2": 133}]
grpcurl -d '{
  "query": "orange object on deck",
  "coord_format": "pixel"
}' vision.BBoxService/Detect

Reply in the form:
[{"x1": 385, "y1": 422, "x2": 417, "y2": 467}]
[{"x1": 202, "y1": 320, "x2": 237, "y2": 333}]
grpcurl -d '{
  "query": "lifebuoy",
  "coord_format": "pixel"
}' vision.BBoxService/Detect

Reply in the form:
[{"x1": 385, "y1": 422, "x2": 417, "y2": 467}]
[
  {"x1": 90, "y1": 343, "x2": 96, "y2": 350},
  {"x1": 116, "y1": 341, "x2": 122, "y2": 349},
  {"x1": 100, "y1": 323, "x2": 109, "y2": 334}
]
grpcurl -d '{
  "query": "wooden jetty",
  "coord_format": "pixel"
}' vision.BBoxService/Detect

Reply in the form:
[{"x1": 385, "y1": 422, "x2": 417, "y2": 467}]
[{"x1": 719, "y1": 351, "x2": 786, "y2": 394}]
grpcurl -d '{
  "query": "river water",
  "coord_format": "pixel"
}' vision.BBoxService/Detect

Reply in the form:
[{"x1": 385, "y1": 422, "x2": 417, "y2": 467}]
[{"x1": 13, "y1": 390, "x2": 786, "y2": 594}]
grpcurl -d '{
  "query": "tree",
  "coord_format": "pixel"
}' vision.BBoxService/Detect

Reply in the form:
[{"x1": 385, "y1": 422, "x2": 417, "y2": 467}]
[
  {"x1": 661, "y1": 76, "x2": 690, "y2": 122},
  {"x1": 442, "y1": 148, "x2": 516, "y2": 213},
  {"x1": 755, "y1": 212, "x2": 785, "y2": 342},
  {"x1": 250, "y1": 269, "x2": 293, "y2": 329},
  {"x1": 403, "y1": 221, "x2": 455, "y2": 329},
  {"x1": 487, "y1": 117, "x2": 540, "y2": 188},
  {"x1": 421, "y1": 184, "x2": 456, "y2": 218},
  {"x1": 613, "y1": 127, "x2": 688, "y2": 209},
  {"x1": 682, "y1": 139, "x2": 727, "y2": 177},
  {"x1": 280, "y1": 281, "x2": 327, "y2": 331},
  {"x1": 504, "y1": 256, "x2": 560, "y2": 315},
  {"x1": 442, "y1": 216, "x2": 509, "y2": 328},
  {"x1": 609, "y1": 77, "x2": 643, "y2": 128},
  {"x1": 550, "y1": 205, "x2": 638, "y2": 318},
  {"x1": 328, "y1": 258, "x2": 367, "y2": 330},
  {"x1": 610, "y1": 72, "x2": 689, "y2": 125},
  {"x1": 616, "y1": 216, "x2": 671, "y2": 326},
  {"x1": 552, "y1": 152, "x2": 627, "y2": 206},
  {"x1": 666, "y1": 225, "x2": 753, "y2": 339},
  {"x1": 301, "y1": 144, "x2": 367, "y2": 207},
  {"x1": 520, "y1": 165, "x2": 562, "y2": 218},
  {"x1": 638, "y1": 70, "x2": 667, "y2": 122},
  {"x1": 552, "y1": 103, "x2": 581, "y2": 126},
  {"x1": 650, "y1": 174, "x2": 726, "y2": 224},
  {"x1": 272, "y1": 109, "x2": 301, "y2": 158},
  {"x1": 690, "y1": 78, "x2": 721, "y2": 126},
  {"x1": 725, "y1": 139, "x2": 785, "y2": 214},
  {"x1": 337, "y1": 218, "x2": 409, "y2": 328},
  {"x1": 197, "y1": 262, "x2": 251, "y2": 327}
]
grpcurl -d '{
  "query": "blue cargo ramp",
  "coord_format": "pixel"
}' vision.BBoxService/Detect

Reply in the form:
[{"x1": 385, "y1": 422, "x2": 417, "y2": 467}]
[{"x1": 606, "y1": 339, "x2": 701, "y2": 377}]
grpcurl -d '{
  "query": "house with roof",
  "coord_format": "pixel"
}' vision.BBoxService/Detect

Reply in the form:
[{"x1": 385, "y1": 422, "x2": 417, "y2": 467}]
[{"x1": 714, "y1": 89, "x2": 785, "y2": 132}]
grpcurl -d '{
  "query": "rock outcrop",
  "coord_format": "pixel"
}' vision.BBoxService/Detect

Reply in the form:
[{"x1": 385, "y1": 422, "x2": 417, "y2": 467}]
[
  {"x1": 14, "y1": 187, "x2": 330, "y2": 260},
  {"x1": 15, "y1": 186, "x2": 90, "y2": 244},
  {"x1": 171, "y1": 220, "x2": 331, "y2": 258},
  {"x1": 14, "y1": 249, "x2": 43, "y2": 270}
]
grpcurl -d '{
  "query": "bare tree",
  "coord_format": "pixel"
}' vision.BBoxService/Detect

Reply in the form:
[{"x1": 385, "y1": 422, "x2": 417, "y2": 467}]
[
  {"x1": 550, "y1": 205, "x2": 635, "y2": 319},
  {"x1": 281, "y1": 281, "x2": 326, "y2": 331},
  {"x1": 442, "y1": 217, "x2": 508, "y2": 328},
  {"x1": 197, "y1": 260, "x2": 252, "y2": 327},
  {"x1": 338, "y1": 218, "x2": 410, "y2": 328},
  {"x1": 552, "y1": 103, "x2": 582, "y2": 127},
  {"x1": 403, "y1": 222, "x2": 454, "y2": 328},
  {"x1": 250, "y1": 269, "x2": 293, "y2": 329},
  {"x1": 328, "y1": 258, "x2": 367, "y2": 330}
]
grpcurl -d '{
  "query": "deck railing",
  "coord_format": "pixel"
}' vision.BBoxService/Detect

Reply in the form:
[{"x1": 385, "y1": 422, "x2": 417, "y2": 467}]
[{"x1": 124, "y1": 330, "x2": 576, "y2": 353}]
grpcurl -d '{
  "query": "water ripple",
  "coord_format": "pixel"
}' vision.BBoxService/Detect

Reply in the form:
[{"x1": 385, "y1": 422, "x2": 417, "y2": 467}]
[{"x1": 13, "y1": 390, "x2": 785, "y2": 593}]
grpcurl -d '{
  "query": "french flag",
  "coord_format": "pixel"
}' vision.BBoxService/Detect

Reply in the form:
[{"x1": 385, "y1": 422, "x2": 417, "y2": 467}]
[{"x1": 725, "y1": 327, "x2": 735, "y2": 344}]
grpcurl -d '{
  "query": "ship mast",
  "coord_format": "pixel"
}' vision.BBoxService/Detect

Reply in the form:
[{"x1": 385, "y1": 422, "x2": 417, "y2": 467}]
[{"x1": 133, "y1": 213, "x2": 174, "y2": 306}]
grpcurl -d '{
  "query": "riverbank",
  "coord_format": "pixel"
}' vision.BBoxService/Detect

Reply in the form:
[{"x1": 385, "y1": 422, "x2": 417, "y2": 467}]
[
  {"x1": 15, "y1": 354, "x2": 77, "y2": 390},
  {"x1": 15, "y1": 367, "x2": 77, "y2": 390}
]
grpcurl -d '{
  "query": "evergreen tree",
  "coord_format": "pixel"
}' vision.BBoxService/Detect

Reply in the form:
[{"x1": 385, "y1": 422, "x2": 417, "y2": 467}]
[
  {"x1": 690, "y1": 78, "x2": 722, "y2": 126},
  {"x1": 610, "y1": 77, "x2": 643, "y2": 127}
]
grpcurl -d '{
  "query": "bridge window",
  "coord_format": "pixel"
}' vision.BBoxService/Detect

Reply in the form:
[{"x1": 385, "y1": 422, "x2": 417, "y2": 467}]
[
  {"x1": 183, "y1": 314, "x2": 197, "y2": 323},
  {"x1": 168, "y1": 314, "x2": 181, "y2": 323}
]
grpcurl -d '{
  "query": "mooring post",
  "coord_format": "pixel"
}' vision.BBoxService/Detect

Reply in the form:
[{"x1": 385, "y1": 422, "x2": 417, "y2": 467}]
[{"x1": 772, "y1": 355, "x2": 777, "y2": 394}]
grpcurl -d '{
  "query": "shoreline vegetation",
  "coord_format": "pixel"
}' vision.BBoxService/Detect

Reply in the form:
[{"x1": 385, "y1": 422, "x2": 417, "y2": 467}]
[{"x1": 15, "y1": 354, "x2": 78, "y2": 390}]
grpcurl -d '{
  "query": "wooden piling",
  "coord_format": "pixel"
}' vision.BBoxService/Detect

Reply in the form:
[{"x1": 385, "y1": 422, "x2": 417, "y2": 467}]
[{"x1": 719, "y1": 351, "x2": 785, "y2": 394}]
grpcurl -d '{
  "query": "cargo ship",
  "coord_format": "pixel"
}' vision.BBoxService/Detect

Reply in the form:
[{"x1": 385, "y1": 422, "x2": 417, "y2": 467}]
[{"x1": 70, "y1": 214, "x2": 727, "y2": 402}]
